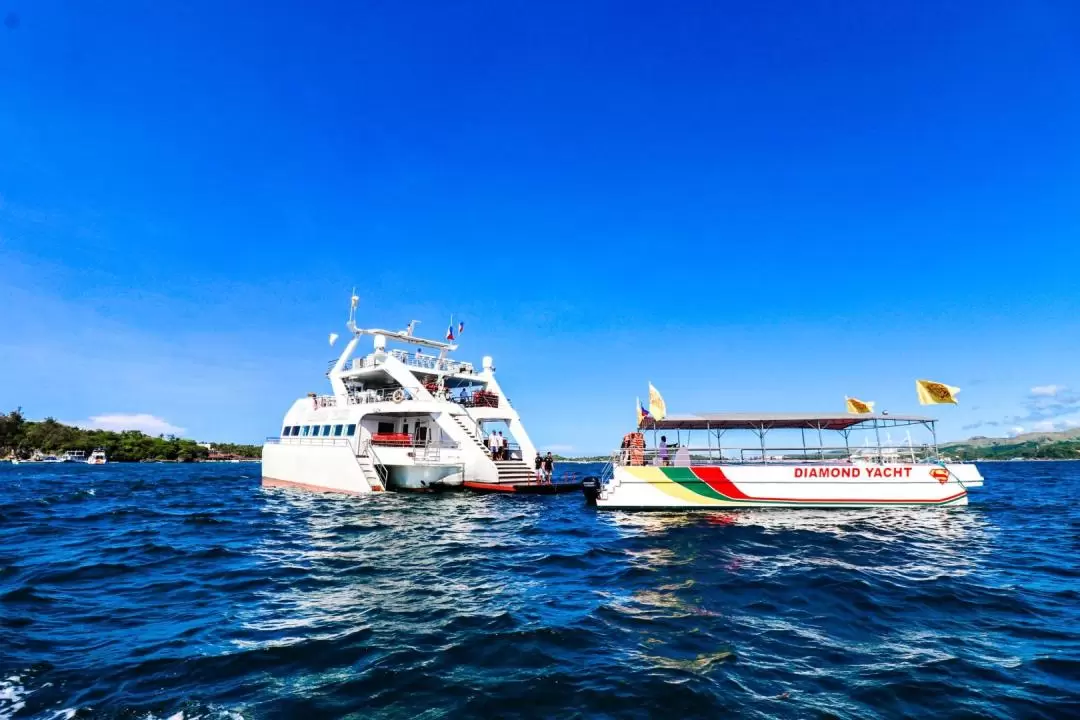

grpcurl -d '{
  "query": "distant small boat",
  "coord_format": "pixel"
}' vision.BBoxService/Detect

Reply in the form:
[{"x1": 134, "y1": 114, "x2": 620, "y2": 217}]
[
  {"x1": 87, "y1": 449, "x2": 107, "y2": 465},
  {"x1": 26, "y1": 452, "x2": 64, "y2": 463},
  {"x1": 63, "y1": 450, "x2": 87, "y2": 463}
]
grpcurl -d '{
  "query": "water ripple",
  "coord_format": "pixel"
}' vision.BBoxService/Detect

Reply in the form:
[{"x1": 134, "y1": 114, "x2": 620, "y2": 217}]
[{"x1": 1, "y1": 462, "x2": 1078, "y2": 718}]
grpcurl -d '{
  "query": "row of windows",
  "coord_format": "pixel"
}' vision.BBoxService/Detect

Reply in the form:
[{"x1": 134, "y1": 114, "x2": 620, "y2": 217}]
[{"x1": 283, "y1": 423, "x2": 357, "y2": 438}]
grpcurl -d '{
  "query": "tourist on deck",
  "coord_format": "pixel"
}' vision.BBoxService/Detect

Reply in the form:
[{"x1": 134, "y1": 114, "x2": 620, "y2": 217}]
[
  {"x1": 543, "y1": 451, "x2": 554, "y2": 483},
  {"x1": 487, "y1": 432, "x2": 499, "y2": 458},
  {"x1": 498, "y1": 431, "x2": 507, "y2": 460},
  {"x1": 659, "y1": 435, "x2": 670, "y2": 466},
  {"x1": 535, "y1": 452, "x2": 543, "y2": 483}
]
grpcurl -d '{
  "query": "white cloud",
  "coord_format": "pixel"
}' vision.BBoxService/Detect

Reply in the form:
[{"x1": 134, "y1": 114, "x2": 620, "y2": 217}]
[
  {"x1": 74, "y1": 413, "x2": 187, "y2": 436},
  {"x1": 1031, "y1": 420, "x2": 1058, "y2": 433},
  {"x1": 1007, "y1": 426, "x2": 1025, "y2": 437},
  {"x1": 1030, "y1": 385, "x2": 1066, "y2": 397}
]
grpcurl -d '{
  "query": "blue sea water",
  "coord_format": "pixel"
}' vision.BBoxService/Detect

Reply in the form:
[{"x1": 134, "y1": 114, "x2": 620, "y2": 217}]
[{"x1": 1, "y1": 462, "x2": 1078, "y2": 719}]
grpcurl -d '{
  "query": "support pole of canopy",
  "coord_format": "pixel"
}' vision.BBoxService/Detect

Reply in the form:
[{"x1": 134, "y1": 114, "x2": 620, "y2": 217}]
[
  {"x1": 874, "y1": 419, "x2": 883, "y2": 463},
  {"x1": 842, "y1": 428, "x2": 851, "y2": 461},
  {"x1": 800, "y1": 428, "x2": 807, "y2": 462},
  {"x1": 707, "y1": 422, "x2": 712, "y2": 463},
  {"x1": 759, "y1": 425, "x2": 767, "y2": 464},
  {"x1": 817, "y1": 424, "x2": 825, "y2": 461}
]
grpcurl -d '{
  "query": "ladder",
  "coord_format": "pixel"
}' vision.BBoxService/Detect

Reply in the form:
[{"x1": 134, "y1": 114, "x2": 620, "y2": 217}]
[{"x1": 356, "y1": 440, "x2": 385, "y2": 492}]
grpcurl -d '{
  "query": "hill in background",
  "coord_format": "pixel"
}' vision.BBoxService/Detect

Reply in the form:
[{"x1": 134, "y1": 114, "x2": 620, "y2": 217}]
[{"x1": 944, "y1": 427, "x2": 1080, "y2": 460}]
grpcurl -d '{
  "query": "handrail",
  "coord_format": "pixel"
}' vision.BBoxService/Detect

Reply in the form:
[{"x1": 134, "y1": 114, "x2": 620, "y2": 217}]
[
  {"x1": 266, "y1": 436, "x2": 352, "y2": 447},
  {"x1": 342, "y1": 386, "x2": 428, "y2": 405},
  {"x1": 349, "y1": 350, "x2": 477, "y2": 375},
  {"x1": 612, "y1": 444, "x2": 938, "y2": 466}
]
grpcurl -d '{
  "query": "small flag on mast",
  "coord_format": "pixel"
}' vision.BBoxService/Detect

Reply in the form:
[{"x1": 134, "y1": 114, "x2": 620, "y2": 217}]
[
  {"x1": 845, "y1": 396, "x2": 874, "y2": 414},
  {"x1": 916, "y1": 379, "x2": 960, "y2": 405},
  {"x1": 648, "y1": 382, "x2": 667, "y2": 421},
  {"x1": 446, "y1": 315, "x2": 455, "y2": 342},
  {"x1": 329, "y1": 332, "x2": 339, "y2": 347},
  {"x1": 458, "y1": 321, "x2": 464, "y2": 335},
  {"x1": 637, "y1": 397, "x2": 651, "y2": 427}
]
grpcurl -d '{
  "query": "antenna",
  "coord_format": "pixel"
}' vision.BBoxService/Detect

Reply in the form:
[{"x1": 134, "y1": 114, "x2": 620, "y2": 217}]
[{"x1": 347, "y1": 288, "x2": 359, "y2": 332}]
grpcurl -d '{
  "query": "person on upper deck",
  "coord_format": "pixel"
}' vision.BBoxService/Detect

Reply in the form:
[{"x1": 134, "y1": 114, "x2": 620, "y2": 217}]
[
  {"x1": 535, "y1": 452, "x2": 543, "y2": 483},
  {"x1": 542, "y1": 452, "x2": 554, "y2": 483},
  {"x1": 659, "y1": 435, "x2": 670, "y2": 466}
]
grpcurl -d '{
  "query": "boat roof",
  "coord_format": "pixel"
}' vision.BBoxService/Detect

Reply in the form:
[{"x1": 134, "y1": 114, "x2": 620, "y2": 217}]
[{"x1": 642, "y1": 412, "x2": 935, "y2": 431}]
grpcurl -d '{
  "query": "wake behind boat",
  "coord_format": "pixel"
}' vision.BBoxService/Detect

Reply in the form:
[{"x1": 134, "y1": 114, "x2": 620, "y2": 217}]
[
  {"x1": 262, "y1": 298, "x2": 538, "y2": 494},
  {"x1": 585, "y1": 412, "x2": 984, "y2": 509}
]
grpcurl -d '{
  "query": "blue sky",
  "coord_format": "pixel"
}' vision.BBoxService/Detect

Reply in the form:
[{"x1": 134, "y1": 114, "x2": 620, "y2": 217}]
[{"x1": 2, "y1": 1, "x2": 1079, "y2": 453}]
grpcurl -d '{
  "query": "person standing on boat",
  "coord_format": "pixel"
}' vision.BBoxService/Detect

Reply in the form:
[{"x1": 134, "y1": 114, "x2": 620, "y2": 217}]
[
  {"x1": 659, "y1": 435, "x2": 670, "y2": 466},
  {"x1": 498, "y1": 431, "x2": 507, "y2": 460},
  {"x1": 488, "y1": 431, "x2": 499, "y2": 459},
  {"x1": 543, "y1": 451, "x2": 554, "y2": 483},
  {"x1": 534, "y1": 452, "x2": 543, "y2": 483}
]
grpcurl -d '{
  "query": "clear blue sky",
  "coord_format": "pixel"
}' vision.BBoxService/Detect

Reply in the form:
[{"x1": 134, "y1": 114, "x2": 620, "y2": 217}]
[{"x1": 2, "y1": 1, "x2": 1079, "y2": 453}]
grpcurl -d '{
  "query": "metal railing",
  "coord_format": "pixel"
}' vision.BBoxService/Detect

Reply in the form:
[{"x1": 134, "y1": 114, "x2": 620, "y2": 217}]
[
  {"x1": 266, "y1": 436, "x2": 353, "y2": 448},
  {"x1": 370, "y1": 437, "x2": 460, "y2": 449},
  {"x1": 343, "y1": 387, "x2": 427, "y2": 405},
  {"x1": 612, "y1": 444, "x2": 935, "y2": 467}
]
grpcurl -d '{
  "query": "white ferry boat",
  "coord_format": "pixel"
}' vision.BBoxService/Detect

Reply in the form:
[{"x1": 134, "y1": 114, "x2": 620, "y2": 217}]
[
  {"x1": 585, "y1": 412, "x2": 984, "y2": 509},
  {"x1": 87, "y1": 449, "x2": 107, "y2": 465},
  {"x1": 262, "y1": 303, "x2": 538, "y2": 494}
]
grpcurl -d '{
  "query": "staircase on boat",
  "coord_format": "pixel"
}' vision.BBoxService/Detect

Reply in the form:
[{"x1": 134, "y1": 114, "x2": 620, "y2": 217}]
[
  {"x1": 494, "y1": 459, "x2": 535, "y2": 485},
  {"x1": 356, "y1": 441, "x2": 385, "y2": 491},
  {"x1": 450, "y1": 415, "x2": 488, "y2": 451}
]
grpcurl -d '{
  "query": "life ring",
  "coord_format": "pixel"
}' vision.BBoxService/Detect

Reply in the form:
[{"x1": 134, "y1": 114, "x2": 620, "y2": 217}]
[{"x1": 391, "y1": 389, "x2": 405, "y2": 403}]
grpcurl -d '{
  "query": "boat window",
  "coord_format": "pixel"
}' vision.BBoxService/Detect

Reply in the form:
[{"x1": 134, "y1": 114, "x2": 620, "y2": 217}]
[
  {"x1": 347, "y1": 424, "x2": 357, "y2": 436},
  {"x1": 302, "y1": 425, "x2": 310, "y2": 436},
  {"x1": 377, "y1": 422, "x2": 395, "y2": 434},
  {"x1": 282, "y1": 427, "x2": 289, "y2": 437},
  {"x1": 334, "y1": 424, "x2": 343, "y2": 436},
  {"x1": 292, "y1": 426, "x2": 300, "y2": 436},
  {"x1": 322, "y1": 425, "x2": 331, "y2": 436}
]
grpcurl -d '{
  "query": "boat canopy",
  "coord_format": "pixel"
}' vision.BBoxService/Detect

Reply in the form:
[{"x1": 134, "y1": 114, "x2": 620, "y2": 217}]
[{"x1": 641, "y1": 412, "x2": 935, "y2": 432}]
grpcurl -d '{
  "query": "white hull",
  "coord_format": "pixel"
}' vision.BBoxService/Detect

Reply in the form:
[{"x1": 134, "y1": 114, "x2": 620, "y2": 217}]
[
  {"x1": 595, "y1": 463, "x2": 983, "y2": 509},
  {"x1": 262, "y1": 441, "x2": 378, "y2": 494}
]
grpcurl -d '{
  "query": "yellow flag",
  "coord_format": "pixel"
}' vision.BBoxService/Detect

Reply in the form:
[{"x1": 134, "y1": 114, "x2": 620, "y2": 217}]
[
  {"x1": 916, "y1": 379, "x2": 960, "y2": 405},
  {"x1": 846, "y1": 396, "x2": 874, "y2": 414},
  {"x1": 648, "y1": 382, "x2": 667, "y2": 421}
]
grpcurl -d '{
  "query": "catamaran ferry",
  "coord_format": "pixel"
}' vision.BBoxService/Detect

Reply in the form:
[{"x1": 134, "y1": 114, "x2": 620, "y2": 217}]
[
  {"x1": 262, "y1": 301, "x2": 538, "y2": 493},
  {"x1": 584, "y1": 412, "x2": 984, "y2": 509}
]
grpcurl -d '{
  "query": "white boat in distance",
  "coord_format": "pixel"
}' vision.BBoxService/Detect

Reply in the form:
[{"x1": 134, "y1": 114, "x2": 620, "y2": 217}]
[
  {"x1": 262, "y1": 301, "x2": 537, "y2": 493},
  {"x1": 585, "y1": 413, "x2": 984, "y2": 509},
  {"x1": 87, "y1": 449, "x2": 107, "y2": 465}
]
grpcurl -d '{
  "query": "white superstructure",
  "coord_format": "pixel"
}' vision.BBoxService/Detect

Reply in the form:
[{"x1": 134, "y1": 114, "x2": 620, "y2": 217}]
[{"x1": 262, "y1": 300, "x2": 537, "y2": 494}]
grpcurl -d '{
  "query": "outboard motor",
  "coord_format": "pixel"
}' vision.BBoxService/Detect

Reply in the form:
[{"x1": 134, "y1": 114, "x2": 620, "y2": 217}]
[{"x1": 581, "y1": 476, "x2": 601, "y2": 505}]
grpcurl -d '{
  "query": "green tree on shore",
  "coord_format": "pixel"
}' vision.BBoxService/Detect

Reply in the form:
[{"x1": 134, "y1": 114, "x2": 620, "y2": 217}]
[{"x1": 0, "y1": 409, "x2": 261, "y2": 462}]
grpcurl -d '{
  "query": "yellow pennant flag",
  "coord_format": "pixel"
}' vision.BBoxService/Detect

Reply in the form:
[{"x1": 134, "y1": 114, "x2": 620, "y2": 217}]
[
  {"x1": 916, "y1": 379, "x2": 960, "y2": 405},
  {"x1": 648, "y1": 382, "x2": 667, "y2": 421},
  {"x1": 845, "y1": 396, "x2": 874, "y2": 414}
]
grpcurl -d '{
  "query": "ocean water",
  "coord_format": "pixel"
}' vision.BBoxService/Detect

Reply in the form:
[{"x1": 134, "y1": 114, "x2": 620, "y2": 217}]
[{"x1": 1, "y1": 462, "x2": 1078, "y2": 719}]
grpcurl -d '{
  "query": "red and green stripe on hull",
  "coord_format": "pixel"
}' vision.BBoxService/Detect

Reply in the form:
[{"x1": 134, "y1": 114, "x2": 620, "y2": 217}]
[{"x1": 601, "y1": 466, "x2": 968, "y2": 508}]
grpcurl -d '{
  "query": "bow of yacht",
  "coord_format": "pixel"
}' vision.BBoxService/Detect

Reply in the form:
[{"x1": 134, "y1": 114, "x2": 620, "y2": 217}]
[{"x1": 262, "y1": 306, "x2": 537, "y2": 494}]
